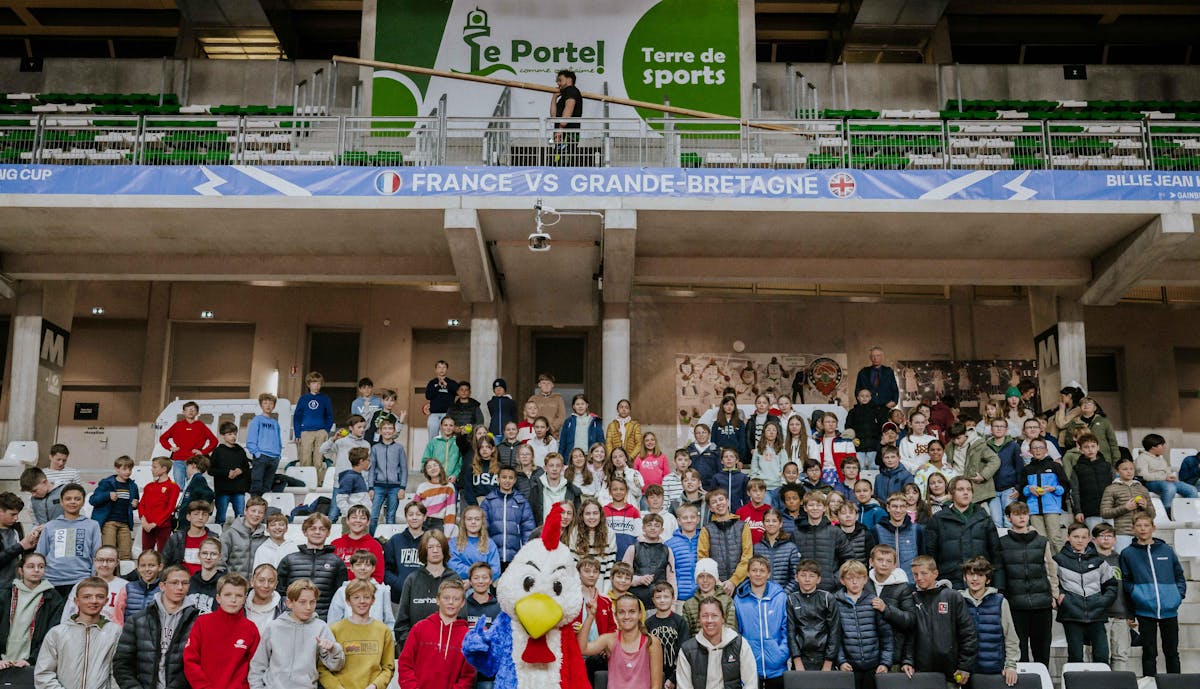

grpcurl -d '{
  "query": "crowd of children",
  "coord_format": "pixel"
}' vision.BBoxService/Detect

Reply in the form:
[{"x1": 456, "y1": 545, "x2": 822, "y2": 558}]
[{"x1": 1, "y1": 362, "x2": 1195, "y2": 689}]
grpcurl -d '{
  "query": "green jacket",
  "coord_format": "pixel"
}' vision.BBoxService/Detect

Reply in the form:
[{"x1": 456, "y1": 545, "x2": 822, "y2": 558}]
[
  {"x1": 682, "y1": 589, "x2": 736, "y2": 635},
  {"x1": 946, "y1": 438, "x2": 1001, "y2": 503},
  {"x1": 1067, "y1": 415, "x2": 1121, "y2": 467},
  {"x1": 422, "y1": 434, "x2": 462, "y2": 483}
]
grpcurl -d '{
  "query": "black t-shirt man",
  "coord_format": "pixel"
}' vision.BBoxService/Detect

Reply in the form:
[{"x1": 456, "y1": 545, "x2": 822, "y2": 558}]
[{"x1": 553, "y1": 69, "x2": 582, "y2": 132}]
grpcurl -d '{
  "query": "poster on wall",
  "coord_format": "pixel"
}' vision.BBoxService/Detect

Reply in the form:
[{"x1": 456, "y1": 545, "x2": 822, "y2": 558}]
[
  {"x1": 364, "y1": 0, "x2": 746, "y2": 122},
  {"x1": 896, "y1": 359, "x2": 1039, "y2": 414},
  {"x1": 675, "y1": 352, "x2": 850, "y2": 444}
]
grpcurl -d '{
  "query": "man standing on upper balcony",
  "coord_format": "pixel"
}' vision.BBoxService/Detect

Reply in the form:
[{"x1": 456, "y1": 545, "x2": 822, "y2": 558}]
[{"x1": 551, "y1": 69, "x2": 581, "y2": 165}]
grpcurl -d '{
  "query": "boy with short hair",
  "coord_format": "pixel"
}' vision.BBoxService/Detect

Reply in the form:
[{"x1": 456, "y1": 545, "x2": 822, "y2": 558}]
[
  {"x1": 854, "y1": 479, "x2": 887, "y2": 531},
  {"x1": 960, "y1": 556, "x2": 1019, "y2": 685},
  {"x1": 139, "y1": 456, "x2": 180, "y2": 552},
  {"x1": 253, "y1": 512, "x2": 297, "y2": 570},
  {"x1": 902, "y1": 555, "x2": 978, "y2": 686},
  {"x1": 183, "y1": 572, "x2": 261, "y2": 689},
  {"x1": 605, "y1": 561, "x2": 643, "y2": 616},
  {"x1": 332, "y1": 579, "x2": 399, "y2": 686},
  {"x1": 36, "y1": 483, "x2": 101, "y2": 598},
  {"x1": 42, "y1": 444, "x2": 80, "y2": 488},
  {"x1": 186, "y1": 537, "x2": 226, "y2": 614},
  {"x1": 222, "y1": 495, "x2": 268, "y2": 577},
  {"x1": 1023, "y1": 438, "x2": 1070, "y2": 553},
  {"x1": 735, "y1": 477, "x2": 772, "y2": 544},
  {"x1": 21, "y1": 467, "x2": 64, "y2": 526},
  {"x1": 210, "y1": 421, "x2": 252, "y2": 522},
  {"x1": 34, "y1": 576, "x2": 122, "y2": 689},
  {"x1": 331, "y1": 504, "x2": 385, "y2": 583},
  {"x1": 90, "y1": 454, "x2": 140, "y2": 560},
  {"x1": 643, "y1": 483, "x2": 678, "y2": 539},
  {"x1": 364, "y1": 389, "x2": 406, "y2": 445},
  {"x1": 0, "y1": 492, "x2": 37, "y2": 588},
  {"x1": 873, "y1": 445, "x2": 914, "y2": 506},
  {"x1": 383, "y1": 501, "x2": 427, "y2": 602},
  {"x1": 621, "y1": 512, "x2": 676, "y2": 608},
  {"x1": 486, "y1": 378, "x2": 517, "y2": 438},
  {"x1": 323, "y1": 415, "x2": 370, "y2": 523},
  {"x1": 645, "y1": 581, "x2": 690, "y2": 689},
  {"x1": 735, "y1": 555, "x2": 791, "y2": 687},
  {"x1": 175, "y1": 454, "x2": 216, "y2": 529},
  {"x1": 834, "y1": 560, "x2": 893, "y2": 689},
  {"x1": 294, "y1": 371, "x2": 335, "y2": 486},
  {"x1": 1100, "y1": 456, "x2": 1155, "y2": 551},
  {"x1": 696, "y1": 487, "x2": 752, "y2": 597},
  {"x1": 1091, "y1": 523, "x2": 1135, "y2": 672},
  {"x1": 838, "y1": 500, "x2": 877, "y2": 567},
  {"x1": 276, "y1": 513, "x2": 347, "y2": 620},
  {"x1": 351, "y1": 377, "x2": 382, "y2": 419},
  {"x1": 666, "y1": 503, "x2": 702, "y2": 604},
  {"x1": 681, "y1": 558, "x2": 736, "y2": 634},
  {"x1": 687, "y1": 424, "x2": 721, "y2": 489},
  {"x1": 714, "y1": 448, "x2": 749, "y2": 512},
  {"x1": 368, "y1": 419, "x2": 408, "y2": 535},
  {"x1": 1120, "y1": 514, "x2": 1188, "y2": 677},
  {"x1": 395, "y1": 579, "x2": 468, "y2": 689},
  {"x1": 793, "y1": 491, "x2": 853, "y2": 592},
  {"x1": 164, "y1": 500, "x2": 218, "y2": 575},
  {"x1": 995, "y1": 499, "x2": 1058, "y2": 666},
  {"x1": 1068, "y1": 432, "x2": 1115, "y2": 530},
  {"x1": 246, "y1": 392, "x2": 283, "y2": 496},
  {"x1": 249, "y1": 578, "x2": 345, "y2": 689},
  {"x1": 577, "y1": 556, "x2": 616, "y2": 684},
  {"x1": 785, "y1": 559, "x2": 840, "y2": 671},
  {"x1": 873, "y1": 492, "x2": 923, "y2": 578},
  {"x1": 662, "y1": 449, "x2": 690, "y2": 507},
  {"x1": 463, "y1": 561, "x2": 500, "y2": 629},
  {"x1": 160, "y1": 401, "x2": 219, "y2": 487},
  {"x1": 335, "y1": 448, "x2": 372, "y2": 516},
  {"x1": 865, "y1": 544, "x2": 915, "y2": 671},
  {"x1": 328, "y1": 549, "x2": 394, "y2": 625}
]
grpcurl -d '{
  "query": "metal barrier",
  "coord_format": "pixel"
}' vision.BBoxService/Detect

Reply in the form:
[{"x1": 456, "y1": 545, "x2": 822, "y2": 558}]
[{"x1": 0, "y1": 114, "x2": 1185, "y2": 170}]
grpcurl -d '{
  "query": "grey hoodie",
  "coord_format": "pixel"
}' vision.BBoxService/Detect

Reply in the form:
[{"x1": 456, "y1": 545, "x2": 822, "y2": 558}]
[
  {"x1": 221, "y1": 516, "x2": 268, "y2": 577},
  {"x1": 33, "y1": 614, "x2": 122, "y2": 689},
  {"x1": 249, "y1": 612, "x2": 344, "y2": 689}
]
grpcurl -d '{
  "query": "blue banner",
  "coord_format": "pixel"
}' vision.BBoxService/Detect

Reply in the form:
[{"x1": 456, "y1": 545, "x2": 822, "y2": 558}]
[{"x1": 1, "y1": 165, "x2": 1198, "y2": 201}]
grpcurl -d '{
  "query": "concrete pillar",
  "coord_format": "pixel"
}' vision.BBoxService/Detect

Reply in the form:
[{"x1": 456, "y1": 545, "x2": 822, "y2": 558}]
[
  {"x1": 602, "y1": 303, "x2": 630, "y2": 415},
  {"x1": 1029, "y1": 287, "x2": 1088, "y2": 407},
  {"x1": 949, "y1": 286, "x2": 975, "y2": 360},
  {"x1": 5, "y1": 282, "x2": 76, "y2": 466},
  {"x1": 470, "y1": 312, "x2": 500, "y2": 404},
  {"x1": 135, "y1": 283, "x2": 171, "y2": 461}
]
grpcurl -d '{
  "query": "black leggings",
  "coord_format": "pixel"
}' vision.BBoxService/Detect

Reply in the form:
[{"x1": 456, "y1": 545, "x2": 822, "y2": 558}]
[
  {"x1": 1137, "y1": 615, "x2": 1181, "y2": 676},
  {"x1": 1010, "y1": 607, "x2": 1053, "y2": 666}
]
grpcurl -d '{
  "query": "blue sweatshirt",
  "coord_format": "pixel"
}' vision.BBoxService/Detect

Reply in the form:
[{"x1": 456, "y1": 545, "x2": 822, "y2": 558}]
[
  {"x1": 370, "y1": 441, "x2": 408, "y2": 487},
  {"x1": 293, "y1": 393, "x2": 334, "y2": 437},
  {"x1": 36, "y1": 514, "x2": 101, "y2": 586},
  {"x1": 245, "y1": 414, "x2": 282, "y2": 459}
]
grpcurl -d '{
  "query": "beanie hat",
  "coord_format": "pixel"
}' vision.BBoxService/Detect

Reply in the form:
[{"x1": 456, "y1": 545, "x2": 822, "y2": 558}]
[
  {"x1": 492, "y1": 378, "x2": 508, "y2": 391},
  {"x1": 694, "y1": 558, "x2": 720, "y2": 584},
  {"x1": 1005, "y1": 386, "x2": 1021, "y2": 399}
]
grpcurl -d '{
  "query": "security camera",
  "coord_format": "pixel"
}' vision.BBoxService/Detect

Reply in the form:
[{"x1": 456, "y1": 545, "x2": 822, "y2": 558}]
[{"x1": 528, "y1": 231, "x2": 551, "y2": 252}]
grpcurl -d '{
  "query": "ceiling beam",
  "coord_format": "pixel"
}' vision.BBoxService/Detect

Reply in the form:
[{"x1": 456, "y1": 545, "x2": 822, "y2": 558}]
[
  {"x1": 0, "y1": 0, "x2": 175, "y2": 8},
  {"x1": 1, "y1": 253, "x2": 456, "y2": 282},
  {"x1": 636, "y1": 256, "x2": 1092, "y2": 286},
  {"x1": 1081, "y1": 212, "x2": 1195, "y2": 306},
  {"x1": 756, "y1": 29, "x2": 833, "y2": 40},
  {"x1": 443, "y1": 208, "x2": 497, "y2": 304},
  {"x1": 948, "y1": 1, "x2": 1200, "y2": 16},
  {"x1": 755, "y1": 2, "x2": 840, "y2": 13},
  {"x1": 0, "y1": 25, "x2": 178, "y2": 37}
]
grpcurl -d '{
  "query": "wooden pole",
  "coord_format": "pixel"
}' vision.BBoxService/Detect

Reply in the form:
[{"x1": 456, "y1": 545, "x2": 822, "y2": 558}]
[{"x1": 332, "y1": 55, "x2": 799, "y2": 132}]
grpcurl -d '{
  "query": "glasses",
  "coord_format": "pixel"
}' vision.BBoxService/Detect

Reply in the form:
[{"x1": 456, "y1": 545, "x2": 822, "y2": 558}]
[
  {"x1": 199, "y1": 551, "x2": 221, "y2": 558},
  {"x1": 95, "y1": 558, "x2": 118, "y2": 563}
]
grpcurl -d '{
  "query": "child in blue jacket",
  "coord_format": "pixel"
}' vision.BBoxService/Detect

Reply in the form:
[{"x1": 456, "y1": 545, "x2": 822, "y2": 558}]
[
  {"x1": 1023, "y1": 439, "x2": 1069, "y2": 553},
  {"x1": 714, "y1": 447, "x2": 750, "y2": 512},
  {"x1": 734, "y1": 556, "x2": 791, "y2": 686},
  {"x1": 481, "y1": 466, "x2": 535, "y2": 569},
  {"x1": 1119, "y1": 514, "x2": 1187, "y2": 677},
  {"x1": 90, "y1": 455, "x2": 140, "y2": 560},
  {"x1": 834, "y1": 560, "x2": 893, "y2": 689}
]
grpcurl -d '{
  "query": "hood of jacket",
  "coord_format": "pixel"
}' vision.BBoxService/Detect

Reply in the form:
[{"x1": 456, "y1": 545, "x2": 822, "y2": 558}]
[
  {"x1": 246, "y1": 591, "x2": 282, "y2": 615},
  {"x1": 869, "y1": 567, "x2": 909, "y2": 586},
  {"x1": 961, "y1": 586, "x2": 1000, "y2": 607},
  {"x1": 696, "y1": 625, "x2": 742, "y2": 651},
  {"x1": 14, "y1": 578, "x2": 53, "y2": 597}
]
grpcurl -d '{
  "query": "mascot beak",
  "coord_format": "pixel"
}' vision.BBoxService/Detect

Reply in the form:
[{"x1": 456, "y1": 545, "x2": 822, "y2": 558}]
[{"x1": 514, "y1": 592, "x2": 563, "y2": 639}]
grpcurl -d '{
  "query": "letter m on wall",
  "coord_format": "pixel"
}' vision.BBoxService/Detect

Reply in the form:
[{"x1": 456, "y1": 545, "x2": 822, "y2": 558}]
[
  {"x1": 39, "y1": 320, "x2": 69, "y2": 369},
  {"x1": 1034, "y1": 325, "x2": 1059, "y2": 372}
]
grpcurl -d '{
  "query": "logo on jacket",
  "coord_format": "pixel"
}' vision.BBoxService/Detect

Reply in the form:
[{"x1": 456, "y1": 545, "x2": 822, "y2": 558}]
[
  {"x1": 234, "y1": 638, "x2": 248, "y2": 649},
  {"x1": 937, "y1": 602, "x2": 948, "y2": 614},
  {"x1": 308, "y1": 400, "x2": 320, "y2": 410}
]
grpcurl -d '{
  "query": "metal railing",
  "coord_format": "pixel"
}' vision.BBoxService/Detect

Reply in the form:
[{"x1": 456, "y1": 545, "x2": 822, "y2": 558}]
[{"x1": 2, "y1": 114, "x2": 1199, "y2": 170}]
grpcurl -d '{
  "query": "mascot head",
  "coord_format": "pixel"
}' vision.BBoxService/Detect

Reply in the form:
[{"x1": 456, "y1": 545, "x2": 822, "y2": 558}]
[{"x1": 496, "y1": 503, "x2": 583, "y2": 664}]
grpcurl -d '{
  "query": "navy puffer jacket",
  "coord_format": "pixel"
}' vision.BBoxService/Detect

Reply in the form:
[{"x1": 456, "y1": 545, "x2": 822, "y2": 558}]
[{"x1": 834, "y1": 589, "x2": 893, "y2": 670}]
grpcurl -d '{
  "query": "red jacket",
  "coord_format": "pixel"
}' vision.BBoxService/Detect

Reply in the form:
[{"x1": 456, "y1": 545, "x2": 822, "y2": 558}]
[
  {"x1": 138, "y1": 477, "x2": 181, "y2": 526},
  {"x1": 183, "y1": 608, "x2": 260, "y2": 689},
  {"x1": 160, "y1": 420, "x2": 218, "y2": 462},
  {"x1": 735, "y1": 502, "x2": 772, "y2": 544},
  {"x1": 396, "y1": 613, "x2": 475, "y2": 689},
  {"x1": 572, "y1": 593, "x2": 616, "y2": 636},
  {"x1": 811, "y1": 433, "x2": 858, "y2": 482},
  {"x1": 332, "y1": 533, "x2": 385, "y2": 582}
]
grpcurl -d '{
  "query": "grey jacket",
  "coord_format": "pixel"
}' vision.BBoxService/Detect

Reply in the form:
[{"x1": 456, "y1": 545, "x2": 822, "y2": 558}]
[
  {"x1": 34, "y1": 614, "x2": 123, "y2": 689},
  {"x1": 222, "y1": 516, "x2": 268, "y2": 577},
  {"x1": 248, "y1": 612, "x2": 344, "y2": 689}
]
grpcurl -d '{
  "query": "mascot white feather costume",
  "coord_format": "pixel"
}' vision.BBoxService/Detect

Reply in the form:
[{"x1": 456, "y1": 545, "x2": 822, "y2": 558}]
[{"x1": 462, "y1": 503, "x2": 588, "y2": 689}]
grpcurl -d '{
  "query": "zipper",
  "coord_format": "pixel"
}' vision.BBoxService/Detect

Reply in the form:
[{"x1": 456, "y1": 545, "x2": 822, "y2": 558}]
[
  {"x1": 1147, "y1": 544, "x2": 1162, "y2": 617},
  {"x1": 82, "y1": 625, "x2": 91, "y2": 685}
]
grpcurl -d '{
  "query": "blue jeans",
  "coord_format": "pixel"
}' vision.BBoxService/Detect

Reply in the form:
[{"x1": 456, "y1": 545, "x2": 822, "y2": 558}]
[
  {"x1": 370, "y1": 484, "x2": 402, "y2": 534},
  {"x1": 994, "y1": 487, "x2": 1019, "y2": 527},
  {"x1": 214, "y1": 493, "x2": 245, "y2": 523},
  {"x1": 1144, "y1": 480, "x2": 1198, "y2": 515},
  {"x1": 327, "y1": 484, "x2": 341, "y2": 522},
  {"x1": 172, "y1": 460, "x2": 188, "y2": 488},
  {"x1": 249, "y1": 455, "x2": 280, "y2": 496}
]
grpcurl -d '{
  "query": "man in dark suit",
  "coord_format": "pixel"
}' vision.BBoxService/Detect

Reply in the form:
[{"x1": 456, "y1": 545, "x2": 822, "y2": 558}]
[{"x1": 855, "y1": 346, "x2": 899, "y2": 409}]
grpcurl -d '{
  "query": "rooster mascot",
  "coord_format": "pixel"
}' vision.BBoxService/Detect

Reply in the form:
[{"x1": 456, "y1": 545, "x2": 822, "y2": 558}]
[{"x1": 462, "y1": 503, "x2": 588, "y2": 689}]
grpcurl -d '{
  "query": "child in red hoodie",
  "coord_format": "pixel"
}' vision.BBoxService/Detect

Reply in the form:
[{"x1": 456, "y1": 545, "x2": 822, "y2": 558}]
[
  {"x1": 183, "y1": 572, "x2": 261, "y2": 689},
  {"x1": 159, "y1": 401, "x2": 218, "y2": 486},
  {"x1": 735, "y1": 478, "x2": 772, "y2": 544},
  {"x1": 396, "y1": 579, "x2": 476, "y2": 689}
]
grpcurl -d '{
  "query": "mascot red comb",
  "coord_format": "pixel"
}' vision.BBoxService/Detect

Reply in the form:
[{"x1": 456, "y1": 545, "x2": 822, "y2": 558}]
[{"x1": 462, "y1": 503, "x2": 588, "y2": 689}]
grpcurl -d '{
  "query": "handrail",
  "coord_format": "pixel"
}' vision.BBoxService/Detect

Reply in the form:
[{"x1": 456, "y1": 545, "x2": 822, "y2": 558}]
[{"x1": 3, "y1": 114, "x2": 1199, "y2": 170}]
